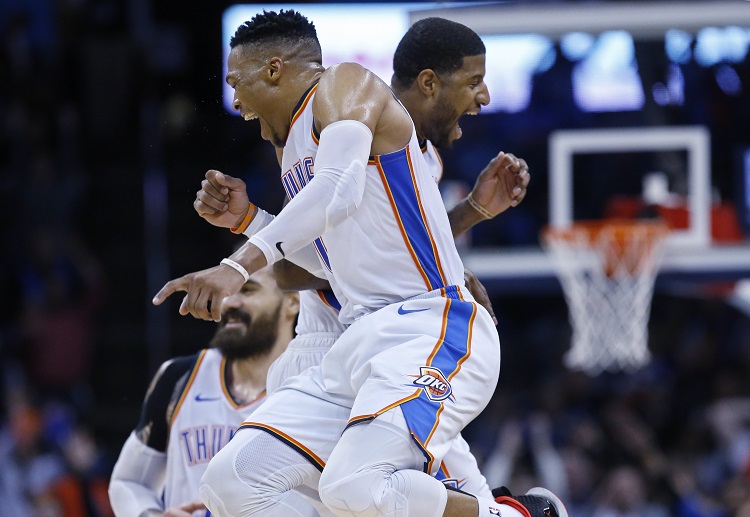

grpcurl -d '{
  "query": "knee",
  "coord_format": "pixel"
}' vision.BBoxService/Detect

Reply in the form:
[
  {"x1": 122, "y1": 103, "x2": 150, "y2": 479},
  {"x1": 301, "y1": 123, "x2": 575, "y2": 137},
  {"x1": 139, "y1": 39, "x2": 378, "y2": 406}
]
[{"x1": 319, "y1": 464, "x2": 385, "y2": 517}]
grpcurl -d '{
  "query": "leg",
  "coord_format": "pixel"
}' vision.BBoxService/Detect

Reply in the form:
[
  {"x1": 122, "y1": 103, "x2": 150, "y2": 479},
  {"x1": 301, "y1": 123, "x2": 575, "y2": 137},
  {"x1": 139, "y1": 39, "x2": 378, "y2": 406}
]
[
  {"x1": 317, "y1": 408, "x2": 503, "y2": 517},
  {"x1": 200, "y1": 428, "x2": 322, "y2": 517},
  {"x1": 438, "y1": 434, "x2": 492, "y2": 499},
  {"x1": 200, "y1": 375, "x2": 349, "y2": 517},
  {"x1": 318, "y1": 408, "x2": 449, "y2": 517}
]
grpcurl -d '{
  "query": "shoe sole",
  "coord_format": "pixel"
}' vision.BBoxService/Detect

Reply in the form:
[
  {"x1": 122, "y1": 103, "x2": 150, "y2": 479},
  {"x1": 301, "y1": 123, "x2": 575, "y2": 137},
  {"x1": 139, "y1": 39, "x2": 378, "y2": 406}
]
[{"x1": 526, "y1": 487, "x2": 569, "y2": 517}]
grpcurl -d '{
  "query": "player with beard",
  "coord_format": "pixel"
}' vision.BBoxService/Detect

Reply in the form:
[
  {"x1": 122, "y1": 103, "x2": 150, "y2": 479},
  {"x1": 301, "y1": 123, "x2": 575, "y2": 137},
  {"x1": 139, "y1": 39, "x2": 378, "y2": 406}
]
[{"x1": 108, "y1": 265, "x2": 299, "y2": 517}]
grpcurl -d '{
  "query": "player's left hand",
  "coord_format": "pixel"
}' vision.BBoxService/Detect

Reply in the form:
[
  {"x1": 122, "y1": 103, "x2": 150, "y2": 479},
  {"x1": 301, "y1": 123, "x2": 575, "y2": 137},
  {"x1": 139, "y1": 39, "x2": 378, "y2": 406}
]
[
  {"x1": 464, "y1": 268, "x2": 497, "y2": 326},
  {"x1": 469, "y1": 151, "x2": 530, "y2": 217},
  {"x1": 152, "y1": 264, "x2": 247, "y2": 321}
]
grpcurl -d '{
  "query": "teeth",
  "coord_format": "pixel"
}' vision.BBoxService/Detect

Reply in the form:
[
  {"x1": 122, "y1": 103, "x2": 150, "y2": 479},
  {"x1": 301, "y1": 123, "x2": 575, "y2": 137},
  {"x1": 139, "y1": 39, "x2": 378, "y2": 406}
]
[{"x1": 243, "y1": 112, "x2": 258, "y2": 121}]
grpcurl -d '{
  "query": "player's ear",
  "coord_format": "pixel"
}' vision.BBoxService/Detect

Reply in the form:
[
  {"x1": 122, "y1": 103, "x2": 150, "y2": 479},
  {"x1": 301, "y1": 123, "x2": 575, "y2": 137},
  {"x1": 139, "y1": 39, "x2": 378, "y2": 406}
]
[
  {"x1": 416, "y1": 69, "x2": 439, "y2": 98},
  {"x1": 267, "y1": 56, "x2": 284, "y2": 83},
  {"x1": 283, "y1": 291, "x2": 300, "y2": 320}
]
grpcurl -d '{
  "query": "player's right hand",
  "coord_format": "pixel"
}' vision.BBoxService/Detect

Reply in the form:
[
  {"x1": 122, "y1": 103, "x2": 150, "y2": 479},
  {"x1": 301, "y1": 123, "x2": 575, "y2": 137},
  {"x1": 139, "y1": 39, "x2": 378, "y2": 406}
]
[
  {"x1": 194, "y1": 170, "x2": 250, "y2": 229},
  {"x1": 152, "y1": 263, "x2": 247, "y2": 321}
]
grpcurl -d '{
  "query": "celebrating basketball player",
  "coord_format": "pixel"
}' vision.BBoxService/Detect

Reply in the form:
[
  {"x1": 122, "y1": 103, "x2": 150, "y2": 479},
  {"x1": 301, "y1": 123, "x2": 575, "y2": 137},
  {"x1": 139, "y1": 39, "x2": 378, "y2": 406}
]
[{"x1": 154, "y1": 10, "x2": 566, "y2": 517}]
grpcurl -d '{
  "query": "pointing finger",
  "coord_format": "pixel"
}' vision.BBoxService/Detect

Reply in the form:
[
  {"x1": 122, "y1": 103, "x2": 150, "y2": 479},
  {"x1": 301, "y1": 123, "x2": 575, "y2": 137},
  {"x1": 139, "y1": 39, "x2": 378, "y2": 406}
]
[{"x1": 152, "y1": 277, "x2": 188, "y2": 306}]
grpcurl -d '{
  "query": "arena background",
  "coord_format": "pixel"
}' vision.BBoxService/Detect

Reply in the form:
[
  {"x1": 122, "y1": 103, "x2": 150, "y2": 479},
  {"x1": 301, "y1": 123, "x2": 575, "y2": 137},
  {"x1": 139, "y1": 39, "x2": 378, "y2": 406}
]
[{"x1": 2, "y1": 0, "x2": 750, "y2": 514}]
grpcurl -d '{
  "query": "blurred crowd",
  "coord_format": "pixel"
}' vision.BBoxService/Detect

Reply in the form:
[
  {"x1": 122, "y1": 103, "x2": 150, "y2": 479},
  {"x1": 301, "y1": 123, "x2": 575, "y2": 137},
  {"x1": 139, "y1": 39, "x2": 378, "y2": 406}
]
[{"x1": 2, "y1": 0, "x2": 750, "y2": 515}]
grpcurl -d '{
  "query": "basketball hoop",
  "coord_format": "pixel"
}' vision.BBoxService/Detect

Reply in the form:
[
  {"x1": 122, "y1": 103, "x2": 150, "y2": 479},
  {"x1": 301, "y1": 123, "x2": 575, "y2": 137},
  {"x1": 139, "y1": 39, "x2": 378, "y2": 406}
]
[{"x1": 541, "y1": 220, "x2": 669, "y2": 375}]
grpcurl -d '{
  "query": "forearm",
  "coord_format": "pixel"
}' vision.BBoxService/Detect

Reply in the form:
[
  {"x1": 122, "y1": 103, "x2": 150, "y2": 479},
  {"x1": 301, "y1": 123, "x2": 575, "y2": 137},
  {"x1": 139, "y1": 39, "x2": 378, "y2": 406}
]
[
  {"x1": 447, "y1": 197, "x2": 491, "y2": 238},
  {"x1": 236, "y1": 211, "x2": 328, "y2": 283},
  {"x1": 274, "y1": 259, "x2": 330, "y2": 291},
  {"x1": 108, "y1": 432, "x2": 167, "y2": 517},
  {"x1": 249, "y1": 120, "x2": 371, "y2": 266}
]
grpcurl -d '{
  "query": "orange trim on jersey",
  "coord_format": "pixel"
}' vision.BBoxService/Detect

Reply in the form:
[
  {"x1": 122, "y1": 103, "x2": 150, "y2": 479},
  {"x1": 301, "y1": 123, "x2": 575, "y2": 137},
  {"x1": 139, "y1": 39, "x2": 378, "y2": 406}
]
[
  {"x1": 289, "y1": 83, "x2": 318, "y2": 134},
  {"x1": 426, "y1": 297, "x2": 451, "y2": 366},
  {"x1": 447, "y1": 303, "x2": 476, "y2": 383},
  {"x1": 413, "y1": 298, "x2": 450, "y2": 448},
  {"x1": 346, "y1": 389, "x2": 423, "y2": 430},
  {"x1": 219, "y1": 356, "x2": 266, "y2": 409},
  {"x1": 375, "y1": 155, "x2": 433, "y2": 290},
  {"x1": 424, "y1": 403, "x2": 446, "y2": 447},
  {"x1": 405, "y1": 145, "x2": 448, "y2": 286},
  {"x1": 311, "y1": 123, "x2": 320, "y2": 145},
  {"x1": 440, "y1": 461, "x2": 451, "y2": 478},
  {"x1": 410, "y1": 429, "x2": 437, "y2": 474},
  {"x1": 169, "y1": 349, "x2": 207, "y2": 427},
  {"x1": 316, "y1": 290, "x2": 336, "y2": 309},
  {"x1": 239, "y1": 422, "x2": 326, "y2": 471}
]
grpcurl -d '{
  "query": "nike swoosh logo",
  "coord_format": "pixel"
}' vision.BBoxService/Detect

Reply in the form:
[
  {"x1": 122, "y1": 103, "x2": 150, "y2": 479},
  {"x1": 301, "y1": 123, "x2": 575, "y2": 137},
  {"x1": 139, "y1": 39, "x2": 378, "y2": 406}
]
[
  {"x1": 194, "y1": 394, "x2": 221, "y2": 402},
  {"x1": 275, "y1": 242, "x2": 286, "y2": 257},
  {"x1": 398, "y1": 305, "x2": 430, "y2": 315}
]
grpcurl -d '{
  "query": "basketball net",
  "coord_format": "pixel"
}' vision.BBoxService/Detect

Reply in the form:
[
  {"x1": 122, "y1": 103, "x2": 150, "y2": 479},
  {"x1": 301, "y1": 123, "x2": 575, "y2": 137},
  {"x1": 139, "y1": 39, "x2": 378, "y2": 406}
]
[{"x1": 541, "y1": 220, "x2": 669, "y2": 375}]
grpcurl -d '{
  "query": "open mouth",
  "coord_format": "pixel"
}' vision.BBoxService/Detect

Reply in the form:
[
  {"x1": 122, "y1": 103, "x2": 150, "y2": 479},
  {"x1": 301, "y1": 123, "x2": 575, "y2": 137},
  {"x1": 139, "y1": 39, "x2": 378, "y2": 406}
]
[{"x1": 242, "y1": 110, "x2": 259, "y2": 121}]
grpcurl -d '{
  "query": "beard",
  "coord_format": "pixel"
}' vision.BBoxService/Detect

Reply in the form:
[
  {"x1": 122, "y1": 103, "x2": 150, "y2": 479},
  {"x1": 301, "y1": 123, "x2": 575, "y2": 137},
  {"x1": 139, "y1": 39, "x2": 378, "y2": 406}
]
[
  {"x1": 425, "y1": 95, "x2": 460, "y2": 150},
  {"x1": 209, "y1": 304, "x2": 281, "y2": 361}
]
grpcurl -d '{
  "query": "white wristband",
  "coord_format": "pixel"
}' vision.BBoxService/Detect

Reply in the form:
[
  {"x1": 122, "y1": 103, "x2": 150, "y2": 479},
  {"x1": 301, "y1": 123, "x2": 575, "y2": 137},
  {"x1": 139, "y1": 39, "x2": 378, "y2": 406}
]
[{"x1": 220, "y1": 258, "x2": 250, "y2": 282}]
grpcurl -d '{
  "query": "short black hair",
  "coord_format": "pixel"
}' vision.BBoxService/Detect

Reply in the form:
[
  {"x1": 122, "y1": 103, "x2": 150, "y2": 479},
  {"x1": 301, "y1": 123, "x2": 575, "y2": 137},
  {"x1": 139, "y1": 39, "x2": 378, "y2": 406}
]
[
  {"x1": 230, "y1": 9, "x2": 320, "y2": 54},
  {"x1": 392, "y1": 17, "x2": 485, "y2": 88}
]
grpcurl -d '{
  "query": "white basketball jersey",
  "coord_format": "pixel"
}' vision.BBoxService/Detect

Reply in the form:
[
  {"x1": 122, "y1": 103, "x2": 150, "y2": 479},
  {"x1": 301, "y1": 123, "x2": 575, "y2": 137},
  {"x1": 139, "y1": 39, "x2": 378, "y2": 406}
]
[
  {"x1": 280, "y1": 83, "x2": 466, "y2": 324},
  {"x1": 296, "y1": 289, "x2": 345, "y2": 336},
  {"x1": 163, "y1": 349, "x2": 265, "y2": 512},
  {"x1": 421, "y1": 139, "x2": 444, "y2": 184}
]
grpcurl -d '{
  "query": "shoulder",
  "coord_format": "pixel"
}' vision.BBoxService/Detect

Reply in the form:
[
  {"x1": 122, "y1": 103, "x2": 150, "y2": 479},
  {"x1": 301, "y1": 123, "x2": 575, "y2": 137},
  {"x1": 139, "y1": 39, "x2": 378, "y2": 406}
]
[
  {"x1": 146, "y1": 351, "x2": 204, "y2": 398},
  {"x1": 312, "y1": 63, "x2": 392, "y2": 130},
  {"x1": 319, "y1": 62, "x2": 384, "y2": 90}
]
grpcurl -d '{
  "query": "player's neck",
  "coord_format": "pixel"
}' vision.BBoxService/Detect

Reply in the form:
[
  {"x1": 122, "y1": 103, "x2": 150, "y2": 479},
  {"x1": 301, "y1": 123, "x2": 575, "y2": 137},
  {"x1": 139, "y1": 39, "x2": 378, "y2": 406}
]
[
  {"x1": 225, "y1": 332, "x2": 292, "y2": 403},
  {"x1": 392, "y1": 87, "x2": 427, "y2": 142},
  {"x1": 224, "y1": 357, "x2": 268, "y2": 404}
]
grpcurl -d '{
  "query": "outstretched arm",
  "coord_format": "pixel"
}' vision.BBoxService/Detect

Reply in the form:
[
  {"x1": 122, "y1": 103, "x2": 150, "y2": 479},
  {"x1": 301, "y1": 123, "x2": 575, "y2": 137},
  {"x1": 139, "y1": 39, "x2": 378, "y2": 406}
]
[{"x1": 155, "y1": 64, "x2": 400, "y2": 320}]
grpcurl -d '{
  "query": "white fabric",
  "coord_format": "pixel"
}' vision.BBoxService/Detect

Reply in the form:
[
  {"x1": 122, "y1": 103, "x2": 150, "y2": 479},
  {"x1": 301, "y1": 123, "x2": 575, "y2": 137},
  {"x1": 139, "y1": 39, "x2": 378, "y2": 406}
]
[
  {"x1": 285, "y1": 245, "x2": 330, "y2": 280},
  {"x1": 422, "y1": 140, "x2": 444, "y2": 183},
  {"x1": 319, "y1": 409, "x2": 448, "y2": 517},
  {"x1": 164, "y1": 349, "x2": 265, "y2": 511},
  {"x1": 262, "y1": 286, "x2": 499, "y2": 471},
  {"x1": 199, "y1": 428, "x2": 330, "y2": 517},
  {"x1": 249, "y1": 120, "x2": 373, "y2": 266},
  {"x1": 268, "y1": 87, "x2": 467, "y2": 324},
  {"x1": 203, "y1": 85, "x2": 500, "y2": 517},
  {"x1": 440, "y1": 435, "x2": 492, "y2": 499},
  {"x1": 266, "y1": 329, "x2": 338, "y2": 393},
  {"x1": 108, "y1": 432, "x2": 167, "y2": 517},
  {"x1": 243, "y1": 207, "x2": 274, "y2": 238},
  {"x1": 240, "y1": 209, "x2": 328, "y2": 280},
  {"x1": 295, "y1": 291, "x2": 346, "y2": 337}
]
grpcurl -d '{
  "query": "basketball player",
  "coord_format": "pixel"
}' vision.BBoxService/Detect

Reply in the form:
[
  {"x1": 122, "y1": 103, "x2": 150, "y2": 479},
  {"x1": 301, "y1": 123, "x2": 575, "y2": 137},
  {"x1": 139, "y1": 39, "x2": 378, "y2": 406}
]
[
  {"x1": 192, "y1": 15, "x2": 530, "y2": 501},
  {"x1": 153, "y1": 10, "x2": 567, "y2": 517},
  {"x1": 108, "y1": 265, "x2": 300, "y2": 517}
]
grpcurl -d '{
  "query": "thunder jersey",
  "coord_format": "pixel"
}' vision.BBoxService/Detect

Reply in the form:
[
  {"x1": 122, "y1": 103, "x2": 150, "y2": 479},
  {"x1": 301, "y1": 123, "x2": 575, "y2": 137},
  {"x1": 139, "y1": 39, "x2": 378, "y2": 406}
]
[
  {"x1": 163, "y1": 349, "x2": 265, "y2": 512},
  {"x1": 278, "y1": 83, "x2": 466, "y2": 324},
  {"x1": 421, "y1": 139, "x2": 444, "y2": 184},
  {"x1": 296, "y1": 289, "x2": 345, "y2": 336}
]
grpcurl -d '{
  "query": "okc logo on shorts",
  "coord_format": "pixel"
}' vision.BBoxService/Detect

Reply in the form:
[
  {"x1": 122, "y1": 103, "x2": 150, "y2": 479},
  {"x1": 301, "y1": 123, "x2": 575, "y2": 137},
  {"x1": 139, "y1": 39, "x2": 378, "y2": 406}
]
[{"x1": 411, "y1": 366, "x2": 453, "y2": 402}]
